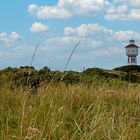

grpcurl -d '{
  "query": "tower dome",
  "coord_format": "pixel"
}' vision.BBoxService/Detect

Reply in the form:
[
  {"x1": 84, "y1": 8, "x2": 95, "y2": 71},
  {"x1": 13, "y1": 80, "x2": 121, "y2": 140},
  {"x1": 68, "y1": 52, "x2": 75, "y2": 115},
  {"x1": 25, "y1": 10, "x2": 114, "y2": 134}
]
[{"x1": 129, "y1": 39, "x2": 135, "y2": 45}]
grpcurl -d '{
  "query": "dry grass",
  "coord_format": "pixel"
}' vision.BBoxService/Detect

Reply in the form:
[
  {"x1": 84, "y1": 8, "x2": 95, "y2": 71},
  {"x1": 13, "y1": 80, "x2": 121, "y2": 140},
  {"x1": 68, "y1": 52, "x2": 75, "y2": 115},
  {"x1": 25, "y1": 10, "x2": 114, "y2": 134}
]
[{"x1": 0, "y1": 83, "x2": 140, "y2": 140}]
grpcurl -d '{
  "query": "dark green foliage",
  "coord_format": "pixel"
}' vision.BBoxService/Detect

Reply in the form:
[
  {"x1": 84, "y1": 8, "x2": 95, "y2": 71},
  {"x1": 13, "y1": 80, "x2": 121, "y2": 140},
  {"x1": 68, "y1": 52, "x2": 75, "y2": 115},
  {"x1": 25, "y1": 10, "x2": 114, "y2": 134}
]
[
  {"x1": 11, "y1": 71, "x2": 39, "y2": 91},
  {"x1": 38, "y1": 66, "x2": 51, "y2": 75},
  {"x1": 0, "y1": 65, "x2": 140, "y2": 91},
  {"x1": 83, "y1": 68, "x2": 119, "y2": 78},
  {"x1": 83, "y1": 68, "x2": 105, "y2": 76},
  {"x1": 2, "y1": 67, "x2": 18, "y2": 72},
  {"x1": 42, "y1": 66, "x2": 51, "y2": 71},
  {"x1": 114, "y1": 65, "x2": 140, "y2": 72},
  {"x1": 63, "y1": 71, "x2": 80, "y2": 84},
  {"x1": 113, "y1": 65, "x2": 140, "y2": 83},
  {"x1": 120, "y1": 73, "x2": 139, "y2": 83},
  {"x1": 19, "y1": 66, "x2": 35, "y2": 70}
]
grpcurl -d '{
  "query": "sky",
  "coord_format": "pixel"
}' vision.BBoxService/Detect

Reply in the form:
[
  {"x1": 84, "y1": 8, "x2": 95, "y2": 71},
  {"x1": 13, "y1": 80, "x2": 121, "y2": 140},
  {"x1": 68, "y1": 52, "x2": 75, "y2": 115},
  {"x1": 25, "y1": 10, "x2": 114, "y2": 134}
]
[{"x1": 0, "y1": 0, "x2": 140, "y2": 71}]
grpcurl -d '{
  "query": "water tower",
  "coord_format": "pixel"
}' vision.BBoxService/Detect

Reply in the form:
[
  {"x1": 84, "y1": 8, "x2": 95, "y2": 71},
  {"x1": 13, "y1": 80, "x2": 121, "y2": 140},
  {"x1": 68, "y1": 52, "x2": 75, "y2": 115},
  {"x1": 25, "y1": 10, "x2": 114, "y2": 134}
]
[{"x1": 125, "y1": 40, "x2": 139, "y2": 65}]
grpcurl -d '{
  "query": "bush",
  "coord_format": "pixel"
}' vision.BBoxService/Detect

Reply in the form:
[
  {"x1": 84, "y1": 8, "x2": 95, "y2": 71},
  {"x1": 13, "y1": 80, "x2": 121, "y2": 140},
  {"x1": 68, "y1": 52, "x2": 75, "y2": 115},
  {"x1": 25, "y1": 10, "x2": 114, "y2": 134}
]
[
  {"x1": 83, "y1": 68, "x2": 105, "y2": 76},
  {"x1": 38, "y1": 66, "x2": 51, "y2": 74},
  {"x1": 114, "y1": 65, "x2": 140, "y2": 72},
  {"x1": 63, "y1": 72, "x2": 80, "y2": 84},
  {"x1": 12, "y1": 71, "x2": 39, "y2": 90},
  {"x1": 83, "y1": 68, "x2": 119, "y2": 79},
  {"x1": 120, "y1": 73, "x2": 139, "y2": 82}
]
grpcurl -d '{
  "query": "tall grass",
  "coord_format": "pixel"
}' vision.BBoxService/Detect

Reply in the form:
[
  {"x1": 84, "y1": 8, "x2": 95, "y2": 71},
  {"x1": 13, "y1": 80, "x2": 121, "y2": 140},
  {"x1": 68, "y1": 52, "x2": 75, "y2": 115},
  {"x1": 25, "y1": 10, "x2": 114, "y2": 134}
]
[
  {"x1": 1, "y1": 41, "x2": 140, "y2": 140},
  {"x1": 0, "y1": 83, "x2": 140, "y2": 140}
]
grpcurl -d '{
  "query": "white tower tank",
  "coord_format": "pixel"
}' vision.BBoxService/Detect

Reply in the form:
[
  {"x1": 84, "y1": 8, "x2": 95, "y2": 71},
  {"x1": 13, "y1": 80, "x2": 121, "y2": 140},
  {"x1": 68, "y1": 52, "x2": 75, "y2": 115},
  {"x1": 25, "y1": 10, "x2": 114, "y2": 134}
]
[{"x1": 125, "y1": 40, "x2": 139, "y2": 65}]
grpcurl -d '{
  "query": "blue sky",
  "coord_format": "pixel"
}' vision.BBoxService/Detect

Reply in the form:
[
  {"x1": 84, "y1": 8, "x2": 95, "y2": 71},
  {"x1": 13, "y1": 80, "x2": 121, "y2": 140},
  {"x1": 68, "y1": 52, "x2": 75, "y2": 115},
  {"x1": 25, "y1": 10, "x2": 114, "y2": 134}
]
[{"x1": 0, "y1": 0, "x2": 140, "y2": 71}]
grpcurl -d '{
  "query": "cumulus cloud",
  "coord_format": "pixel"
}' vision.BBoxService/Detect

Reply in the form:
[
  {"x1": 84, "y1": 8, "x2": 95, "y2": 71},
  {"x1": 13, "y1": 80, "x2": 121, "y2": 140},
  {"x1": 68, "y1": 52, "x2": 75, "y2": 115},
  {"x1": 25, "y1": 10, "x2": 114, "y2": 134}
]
[
  {"x1": 64, "y1": 23, "x2": 113, "y2": 38},
  {"x1": 50, "y1": 37, "x2": 102, "y2": 49},
  {"x1": 0, "y1": 32, "x2": 21, "y2": 43},
  {"x1": 128, "y1": 9, "x2": 140, "y2": 20},
  {"x1": 105, "y1": 4, "x2": 128, "y2": 20},
  {"x1": 105, "y1": 6, "x2": 140, "y2": 20},
  {"x1": 114, "y1": 30, "x2": 140, "y2": 40},
  {"x1": 45, "y1": 23, "x2": 114, "y2": 51},
  {"x1": 44, "y1": 23, "x2": 140, "y2": 57},
  {"x1": 105, "y1": 0, "x2": 140, "y2": 20},
  {"x1": 58, "y1": 0, "x2": 106, "y2": 15},
  {"x1": 28, "y1": 4, "x2": 38, "y2": 13},
  {"x1": 49, "y1": 23, "x2": 140, "y2": 48},
  {"x1": 28, "y1": 0, "x2": 106, "y2": 19},
  {"x1": 30, "y1": 22, "x2": 49, "y2": 32},
  {"x1": 28, "y1": 0, "x2": 140, "y2": 20},
  {"x1": 28, "y1": 3, "x2": 72, "y2": 19}
]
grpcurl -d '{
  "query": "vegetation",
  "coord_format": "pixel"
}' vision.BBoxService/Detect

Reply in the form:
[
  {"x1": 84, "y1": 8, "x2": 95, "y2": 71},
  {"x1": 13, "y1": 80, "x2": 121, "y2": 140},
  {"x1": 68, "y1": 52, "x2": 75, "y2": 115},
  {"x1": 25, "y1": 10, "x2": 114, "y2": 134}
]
[
  {"x1": 0, "y1": 65, "x2": 140, "y2": 139},
  {"x1": 114, "y1": 65, "x2": 140, "y2": 72}
]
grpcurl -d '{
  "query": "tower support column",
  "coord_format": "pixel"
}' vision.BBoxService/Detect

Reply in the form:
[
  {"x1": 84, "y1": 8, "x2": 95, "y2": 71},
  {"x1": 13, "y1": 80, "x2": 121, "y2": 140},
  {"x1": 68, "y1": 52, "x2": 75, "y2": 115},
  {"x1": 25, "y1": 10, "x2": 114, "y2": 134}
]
[{"x1": 128, "y1": 56, "x2": 137, "y2": 65}]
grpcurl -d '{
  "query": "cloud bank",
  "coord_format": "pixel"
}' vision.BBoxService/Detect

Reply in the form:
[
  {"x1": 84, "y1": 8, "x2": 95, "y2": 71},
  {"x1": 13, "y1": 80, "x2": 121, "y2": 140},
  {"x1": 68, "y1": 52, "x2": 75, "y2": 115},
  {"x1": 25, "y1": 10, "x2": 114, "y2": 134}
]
[{"x1": 28, "y1": 0, "x2": 140, "y2": 20}]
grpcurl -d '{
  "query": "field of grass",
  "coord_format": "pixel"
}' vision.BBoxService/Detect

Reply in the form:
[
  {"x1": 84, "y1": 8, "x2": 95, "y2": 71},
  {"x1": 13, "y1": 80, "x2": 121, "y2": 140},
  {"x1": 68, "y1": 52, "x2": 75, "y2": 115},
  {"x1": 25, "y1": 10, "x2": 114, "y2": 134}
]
[{"x1": 0, "y1": 81, "x2": 140, "y2": 140}]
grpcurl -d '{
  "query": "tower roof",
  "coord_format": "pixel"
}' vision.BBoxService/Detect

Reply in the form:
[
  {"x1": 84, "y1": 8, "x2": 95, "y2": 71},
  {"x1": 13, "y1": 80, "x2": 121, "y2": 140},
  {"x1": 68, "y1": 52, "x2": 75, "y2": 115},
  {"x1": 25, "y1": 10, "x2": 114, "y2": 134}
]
[
  {"x1": 125, "y1": 44, "x2": 139, "y2": 48},
  {"x1": 125, "y1": 39, "x2": 139, "y2": 48}
]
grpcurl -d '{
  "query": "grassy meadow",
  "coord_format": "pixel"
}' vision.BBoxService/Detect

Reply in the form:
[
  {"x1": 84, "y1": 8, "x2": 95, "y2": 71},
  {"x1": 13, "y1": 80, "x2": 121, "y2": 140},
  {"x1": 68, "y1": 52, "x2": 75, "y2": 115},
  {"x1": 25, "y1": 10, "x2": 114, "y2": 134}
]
[{"x1": 0, "y1": 70, "x2": 140, "y2": 140}]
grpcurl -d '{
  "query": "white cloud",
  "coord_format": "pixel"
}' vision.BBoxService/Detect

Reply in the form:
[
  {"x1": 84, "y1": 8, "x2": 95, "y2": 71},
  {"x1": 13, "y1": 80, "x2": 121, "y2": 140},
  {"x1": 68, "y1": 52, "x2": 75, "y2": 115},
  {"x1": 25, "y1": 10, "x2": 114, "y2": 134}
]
[
  {"x1": 28, "y1": 3, "x2": 72, "y2": 19},
  {"x1": 89, "y1": 40, "x2": 102, "y2": 48},
  {"x1": 42, "y1": 23, "x2": 140, "y2": 52},
  {"x1": 30, "y1": 22, "x2": 49, "y2": 32},
  {"x1": 45, "y1": 23, "x2": 140, "y2": 52},
  {"x1": 64, "y1": 23, "x2": 113, "y2": 38},
  {"x1": 28, "y1": 0, "x2": 106, "y2": 19},
  {"x1": 129, "y1": 0, "x2": 140, "y2": 7},
  {"x1": 28, "y1": 4, "x2": 38, "y2": 13},
  {"x1": 44, "y1": 23, "x2": 140, "y2": 57},
  {"x1": 105, "y1": 4, "x2": 128, "y2": 20},
  {"x1": 128, "y1": 9, "x2": 140, "y2": 20},
  {"x1": 114, "y1": 30, "x2": 140, "y2": 40},
  {"x1": 58, "y1": 0, "x2": 106, "y2": 15},
  {"x1": 105, "y1": 1, "x2": 140, "y2": 20},
  {"x1": 28, "y1": 1, "x2": 140, "y2": 20},
  {"x1": 37, "y1": 7, "x2": 71, "y2": 19},
  {"x1": 0, "y1": 32, "x2": 21, "y2": 43},
  {"x1": 105, "y1": 6, "x2": 140, "y2": 20}
]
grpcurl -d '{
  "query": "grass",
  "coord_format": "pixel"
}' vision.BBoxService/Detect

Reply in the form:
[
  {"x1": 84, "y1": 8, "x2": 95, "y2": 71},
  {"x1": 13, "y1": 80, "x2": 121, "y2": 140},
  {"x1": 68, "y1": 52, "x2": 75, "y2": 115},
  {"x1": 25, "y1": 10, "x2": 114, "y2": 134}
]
[
  {"x1": 0, "y1": 82, "x2": 140, "y2": 140},
  {"x1": 0, "y1": 41, "x2": 140, "y2": 139}
]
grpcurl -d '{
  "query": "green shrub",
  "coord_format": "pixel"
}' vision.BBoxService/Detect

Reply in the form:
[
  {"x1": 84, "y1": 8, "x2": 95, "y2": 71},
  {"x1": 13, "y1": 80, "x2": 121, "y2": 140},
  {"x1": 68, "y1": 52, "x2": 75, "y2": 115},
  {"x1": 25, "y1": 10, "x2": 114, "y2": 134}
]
[
  {"x1": 83, "y1": 68, "x2": 119, "y2": 79},
  {"x1": 120, "y1": 73, "x2": 139, "y2": 82},
  {"x1": 114, "y1": 65, "x2": 140, "y2": 72},
  {"x1": 63, "y1": 72, "x2": 80, "y2": 84}
]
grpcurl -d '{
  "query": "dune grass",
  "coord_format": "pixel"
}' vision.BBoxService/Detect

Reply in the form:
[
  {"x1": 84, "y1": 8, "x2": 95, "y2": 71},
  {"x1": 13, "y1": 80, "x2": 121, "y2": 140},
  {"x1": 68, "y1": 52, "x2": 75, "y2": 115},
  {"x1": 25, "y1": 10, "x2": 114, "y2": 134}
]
[{"x1": 0, "y1": 82, "x2": 140, "y2": 140}]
